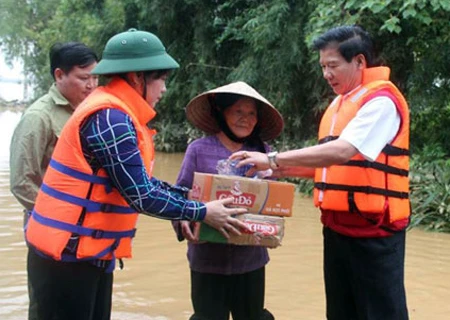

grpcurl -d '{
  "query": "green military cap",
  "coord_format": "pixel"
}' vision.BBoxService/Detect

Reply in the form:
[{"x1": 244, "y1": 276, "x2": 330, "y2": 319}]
[{"x1": 92, "y1": 28, "x2": 179, "y2": 75}]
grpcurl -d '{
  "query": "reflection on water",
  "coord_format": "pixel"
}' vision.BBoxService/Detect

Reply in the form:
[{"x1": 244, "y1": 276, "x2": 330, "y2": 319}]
[
  {"x1": 0, "y1": 111, "x2": 22, "y2": 169},
  {"x1": 1, "y1": 111, "x2": 450, "y2": 319}
]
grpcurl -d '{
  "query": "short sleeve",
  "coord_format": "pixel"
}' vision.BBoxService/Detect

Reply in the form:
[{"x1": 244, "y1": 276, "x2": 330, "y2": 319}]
[{"x1": 339, "y1": 96, "x2": 400, "y2": 161}]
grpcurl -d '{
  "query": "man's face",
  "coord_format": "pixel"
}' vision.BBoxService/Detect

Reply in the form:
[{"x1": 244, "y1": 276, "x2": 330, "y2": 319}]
[
  {"x1": 319, "y1": 46, "x2": 363, "y2": 95},
  {"x1": 55, "y1": 63, "x2": 98, "y2": 109}
]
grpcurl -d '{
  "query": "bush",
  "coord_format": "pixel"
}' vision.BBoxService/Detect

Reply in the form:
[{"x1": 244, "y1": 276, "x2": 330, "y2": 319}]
[
  {"x1": 152, "y1": 121, "x2": 188, "y2": 153},
  {"x1": 409, "y1": 145, "x2": 450, "y2": 232}
]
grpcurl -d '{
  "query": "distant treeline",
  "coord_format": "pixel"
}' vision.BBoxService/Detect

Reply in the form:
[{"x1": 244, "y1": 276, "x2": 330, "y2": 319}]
[{"x1": 0, "y1": 98, "x2": 26, "y2": 110}]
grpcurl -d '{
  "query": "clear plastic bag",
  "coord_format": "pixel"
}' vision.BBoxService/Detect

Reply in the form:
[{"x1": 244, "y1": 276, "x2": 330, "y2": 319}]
[
  {"x1": 216, "y1": 159, "x2": 272, "y2": 178},
  {"x1": 216, "y1": 159, "x2": 241, "y2": 176}
]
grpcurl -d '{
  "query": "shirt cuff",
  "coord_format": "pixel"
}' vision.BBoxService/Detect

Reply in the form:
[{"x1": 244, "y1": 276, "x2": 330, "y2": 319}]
[{"x1": 182, "y1": 200, "x2": 207, "y2": 221}]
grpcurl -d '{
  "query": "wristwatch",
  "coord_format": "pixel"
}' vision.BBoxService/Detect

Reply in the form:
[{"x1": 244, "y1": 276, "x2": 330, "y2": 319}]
[{"x1": 267, "y1": 151, "x2": 279, "y2": 169}]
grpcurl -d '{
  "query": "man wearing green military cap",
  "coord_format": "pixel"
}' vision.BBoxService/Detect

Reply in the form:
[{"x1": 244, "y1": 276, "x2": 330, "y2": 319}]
[{"x1": 25, "y1": 28, "x2": 247, "y2": 320}]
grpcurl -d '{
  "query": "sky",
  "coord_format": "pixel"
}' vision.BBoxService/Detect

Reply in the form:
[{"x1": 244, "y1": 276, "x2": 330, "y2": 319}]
[{"x1": 0, "y1": 49, "x2": 25, "y2": 101}]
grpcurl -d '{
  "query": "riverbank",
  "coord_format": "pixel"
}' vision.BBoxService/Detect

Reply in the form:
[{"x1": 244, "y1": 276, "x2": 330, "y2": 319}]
[{"x1": 0, "y1": 98, "x2": 26, "y2": 111}]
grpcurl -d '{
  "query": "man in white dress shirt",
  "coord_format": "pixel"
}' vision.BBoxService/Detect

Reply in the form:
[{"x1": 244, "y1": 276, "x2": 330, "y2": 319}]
[{"x1": 231, "y1": 25, "x2": 410, "y2": 320}]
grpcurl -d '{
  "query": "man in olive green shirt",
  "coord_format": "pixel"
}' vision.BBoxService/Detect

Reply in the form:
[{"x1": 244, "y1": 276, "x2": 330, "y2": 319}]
[{"x1": 9, "y1": 42, "x2": 98, "y2": 320}]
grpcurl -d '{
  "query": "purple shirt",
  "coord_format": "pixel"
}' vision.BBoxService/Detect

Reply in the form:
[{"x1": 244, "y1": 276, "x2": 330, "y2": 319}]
[{"x1": 175, "y1": 135, "x2": 270, "y2": 275}]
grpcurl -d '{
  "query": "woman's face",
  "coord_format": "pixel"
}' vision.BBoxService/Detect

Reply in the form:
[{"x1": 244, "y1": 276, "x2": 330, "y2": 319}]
[
  {"x1": 223, "y1": 97, "x2": 258, "y2": 138},
  {"x1": 145, "y1": 74, "x2": 168, "y2": 108}
]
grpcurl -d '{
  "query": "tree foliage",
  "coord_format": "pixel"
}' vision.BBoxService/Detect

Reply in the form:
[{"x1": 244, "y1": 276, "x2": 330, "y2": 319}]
[{"x1": 1, "y1": 0, "x2": 450, "y2": 152}]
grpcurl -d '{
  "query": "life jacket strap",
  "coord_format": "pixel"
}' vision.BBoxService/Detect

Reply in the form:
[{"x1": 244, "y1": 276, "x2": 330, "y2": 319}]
[
  {"x1": 49, "y1": 159, "x2": 113, "y2": 193},
  {"x1": 315, "y1": 182, "x2": 409, "y2": 199},
  {"x1": 318, "y1": 136, "x2": 339, "y2": 144},
  {"x1": 29, "y1": 241, "x2": 119, "y2": 273},
  {"x1": 381, "y1": 145, "x2": 409, "y2": 156},
  {"x1": 31, "y1": 210, "x2": 136, "y2": 239},
  {"x1": 342, "y1": 160, "x2": 408, "y2": 177},
  {"x1": 347, "y1": 191, "x2": 405, "y2": 234},
  {"x1": 318, "y1": 136, "x2": 409, "y2": 157},
  {"x1": 40, "y1": 183, "x2": 135, "y2": 214},
  {"x1": 61, "y1": 239, "x2": 119, "y2": 273}
]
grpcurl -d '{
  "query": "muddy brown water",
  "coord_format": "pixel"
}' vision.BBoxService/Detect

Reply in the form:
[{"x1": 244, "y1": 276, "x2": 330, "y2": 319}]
[{"x1": 1, "y1": 110, "x2": 449, "y2": 319}]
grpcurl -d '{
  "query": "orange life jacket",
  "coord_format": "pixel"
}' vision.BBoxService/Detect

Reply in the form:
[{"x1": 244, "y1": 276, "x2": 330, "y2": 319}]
[
  {"x1": 313, "y1": 67, "x2": 410, "y2": 224},
  {"x1": 25, "y1": 78, "x2": 156, "y2": 269}
]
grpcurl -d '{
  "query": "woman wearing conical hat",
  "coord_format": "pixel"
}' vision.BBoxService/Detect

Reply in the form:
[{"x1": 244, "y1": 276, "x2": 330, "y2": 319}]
[{"x1": 174, "y1": 81, "x2": 284, "y2": 320}]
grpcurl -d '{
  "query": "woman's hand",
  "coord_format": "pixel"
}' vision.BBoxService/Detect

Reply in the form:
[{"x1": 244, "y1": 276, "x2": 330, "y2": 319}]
[
  {"x1": 204, "y1": 197, "x2": 248, "y2": 238},
  {"x1": 181, "y1": 221, "x2": 209, "y2": 244},
  {"x1": 180, "y1": 221, "x2": 205, "y2": 243}
]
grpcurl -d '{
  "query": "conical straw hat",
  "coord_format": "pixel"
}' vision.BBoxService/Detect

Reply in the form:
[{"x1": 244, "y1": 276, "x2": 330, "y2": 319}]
[{"x1": 185, "y1": 81, "x2": 284, "y2": 141}]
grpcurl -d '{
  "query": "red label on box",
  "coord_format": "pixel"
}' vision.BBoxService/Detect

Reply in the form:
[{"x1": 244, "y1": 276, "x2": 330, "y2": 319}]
[
  {"x1": 242, "y1": 222, "x2": 280, "y2": 236},
  {"x1": 216, "y1": 191, "x2": 256, "y2": 207}
]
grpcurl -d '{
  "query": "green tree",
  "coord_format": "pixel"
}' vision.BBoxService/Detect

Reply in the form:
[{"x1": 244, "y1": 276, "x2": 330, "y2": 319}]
[
  {"x1": 0, "y1": 0, "x2": 62, "y2": 96},
  {"x1": 2, "y1": 0, "x2": 450, "y2": 153}
]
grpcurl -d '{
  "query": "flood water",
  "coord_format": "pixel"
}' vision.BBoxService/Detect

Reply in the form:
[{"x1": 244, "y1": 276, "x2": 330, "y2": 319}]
[{"x1": 1, "y1": 110, "x2": 449, "y2": 319}]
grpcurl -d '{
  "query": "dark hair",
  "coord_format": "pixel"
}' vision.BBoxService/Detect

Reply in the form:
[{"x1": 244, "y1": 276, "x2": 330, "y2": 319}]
[
  {"x1": 313, "y1": 25, "x2": 378, "y2": 67},
  {"x1": 144, "y1": 69, "x2": 170, "y2": 80},
  {"x1": 49, "y1": 42, "x2": 98, "y2": 80},
  {"x1": 113, "y1": 69, "x2": 171, "y2": 83}
]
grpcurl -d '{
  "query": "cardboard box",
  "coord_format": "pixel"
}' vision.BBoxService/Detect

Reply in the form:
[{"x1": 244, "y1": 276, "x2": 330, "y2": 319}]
[
  {"x1": 199, "y1": 213, "x2": 285, "y2": 247},
  {"x1": 190, "y1": 173, "x2": 295, "y2": 217}
]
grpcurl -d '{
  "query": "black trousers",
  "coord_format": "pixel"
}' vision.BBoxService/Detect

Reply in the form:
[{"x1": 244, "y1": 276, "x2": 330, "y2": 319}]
[
  {"x1": 24, "y1": 211, "x2": 39, "y2": 320},
  {"x1": 189, "y1": 267, "x2": 274, "y2": 320},
  {"x1": 323, "y1": 227, "x2": 408, "y2": 320},
  {"x1": 27, "y1": 249, "x2": 113, "y2": 320}
]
